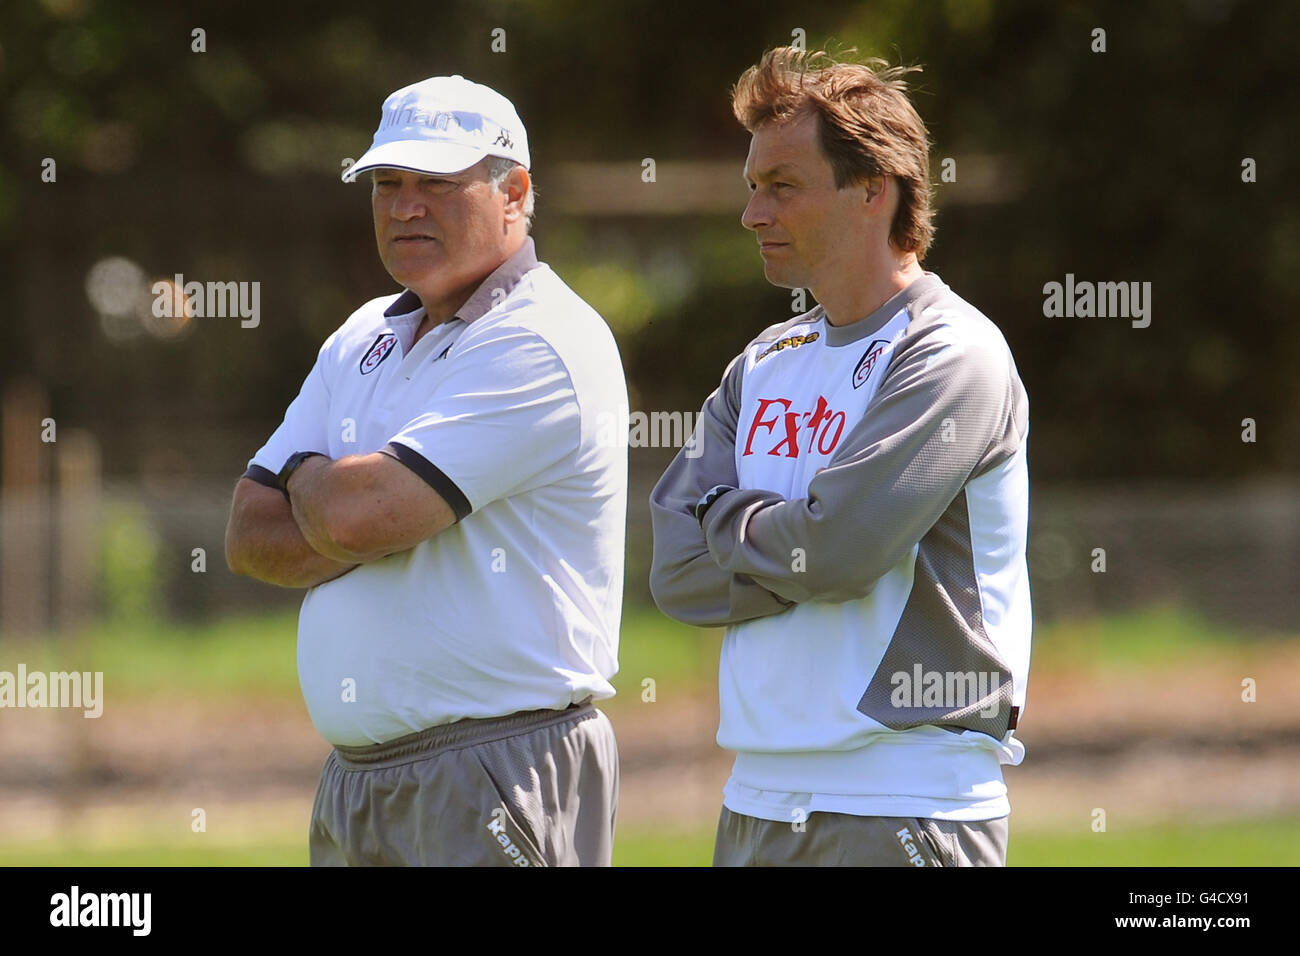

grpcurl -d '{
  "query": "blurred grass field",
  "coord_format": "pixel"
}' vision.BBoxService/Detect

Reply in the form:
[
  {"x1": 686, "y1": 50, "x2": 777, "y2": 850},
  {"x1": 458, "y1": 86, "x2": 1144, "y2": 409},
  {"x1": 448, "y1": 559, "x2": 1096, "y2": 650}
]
[
  {"x1": 17, "y1": 601, "x2": 1286, "y2": 702},
  {"x1": 2, "y1": 602, "x2": 1297, "y2": 866},
  {"x1": 5, "y1": 819, "x2": 1299, "y2": 867}
]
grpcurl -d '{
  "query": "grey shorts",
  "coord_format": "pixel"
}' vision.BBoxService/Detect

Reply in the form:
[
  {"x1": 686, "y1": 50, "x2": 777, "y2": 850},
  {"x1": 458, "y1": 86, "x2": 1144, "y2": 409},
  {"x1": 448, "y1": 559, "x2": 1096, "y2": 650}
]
[
  {"x1": 713, "y1": 806, "x2": 1009, "y2": 867},
  {"x1": 309, "y1": 701, "x2": 618, "y2": 866}
]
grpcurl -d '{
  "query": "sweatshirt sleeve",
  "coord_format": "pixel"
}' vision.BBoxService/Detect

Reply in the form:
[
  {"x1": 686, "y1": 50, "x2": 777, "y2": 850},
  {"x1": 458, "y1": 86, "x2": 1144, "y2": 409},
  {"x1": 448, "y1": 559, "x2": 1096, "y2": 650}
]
[
  {"x1": 649, "y1": 352, "x2": 796, "y2": 627},
  {"x1": 700, "y1": 321, "x2": 1026, "y2": 605}
]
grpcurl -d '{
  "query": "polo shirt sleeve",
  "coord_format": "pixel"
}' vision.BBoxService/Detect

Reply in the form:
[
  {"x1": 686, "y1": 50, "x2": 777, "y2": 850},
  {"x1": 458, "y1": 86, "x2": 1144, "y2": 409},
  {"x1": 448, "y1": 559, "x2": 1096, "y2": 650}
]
[
  {"x1": 243, "y1": 338, "x2": 334, "y2": 490},
  {"x1": 381, "y1": 328, "x2": 580, "y2": 519}
]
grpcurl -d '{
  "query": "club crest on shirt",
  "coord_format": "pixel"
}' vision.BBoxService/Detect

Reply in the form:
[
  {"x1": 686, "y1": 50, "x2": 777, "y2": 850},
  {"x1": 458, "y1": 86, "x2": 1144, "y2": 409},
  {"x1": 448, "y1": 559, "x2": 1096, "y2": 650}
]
[
  {"x1": 852, "y1": 339, "x2": 890, "y2": 388},
  {"x1": 360, "y1": 332, "x2": 398, "y2": 375}
]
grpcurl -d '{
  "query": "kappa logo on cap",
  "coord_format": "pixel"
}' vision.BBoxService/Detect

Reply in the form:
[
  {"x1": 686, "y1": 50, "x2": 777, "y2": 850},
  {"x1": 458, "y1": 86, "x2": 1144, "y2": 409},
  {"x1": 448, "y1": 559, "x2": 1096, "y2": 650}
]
[
  {"x1": 360, "y1": 332, "x2": 399, "y2": 375},
  {"x1": 852, "y1": 339, "x2": 890, "y2": 389}
]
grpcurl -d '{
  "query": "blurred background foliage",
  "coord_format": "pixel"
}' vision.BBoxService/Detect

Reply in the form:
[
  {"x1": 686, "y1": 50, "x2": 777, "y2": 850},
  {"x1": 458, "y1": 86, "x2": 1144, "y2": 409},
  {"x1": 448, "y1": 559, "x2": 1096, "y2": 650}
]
[{"x1": 1, "y1": 0, "x2": 1296, "y2": 484}]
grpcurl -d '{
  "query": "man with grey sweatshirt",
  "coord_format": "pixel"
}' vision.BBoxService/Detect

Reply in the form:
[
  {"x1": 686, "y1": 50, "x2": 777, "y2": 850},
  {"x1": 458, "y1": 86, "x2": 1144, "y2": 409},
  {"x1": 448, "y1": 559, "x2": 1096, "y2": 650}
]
[{"x1": 649, "y1": 47, "x2": 1031, "y2": 866}]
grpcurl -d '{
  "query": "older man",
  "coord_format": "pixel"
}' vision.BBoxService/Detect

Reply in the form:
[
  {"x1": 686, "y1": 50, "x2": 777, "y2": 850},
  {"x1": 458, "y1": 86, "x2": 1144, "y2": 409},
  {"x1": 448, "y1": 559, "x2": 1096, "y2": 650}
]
[
  {"x1": 650, "y1": 48, "x2": 1031, "y2": 866},
  {"x1": 225, "y1": 75, "x2": 628, "y2": 866}
]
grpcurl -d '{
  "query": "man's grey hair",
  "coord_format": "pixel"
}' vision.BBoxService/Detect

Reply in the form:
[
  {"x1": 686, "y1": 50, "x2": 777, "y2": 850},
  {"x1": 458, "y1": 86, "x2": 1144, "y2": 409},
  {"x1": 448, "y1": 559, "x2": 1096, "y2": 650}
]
[{"x1": 485, "y1": 156, "x2": 536, "y2": 229}]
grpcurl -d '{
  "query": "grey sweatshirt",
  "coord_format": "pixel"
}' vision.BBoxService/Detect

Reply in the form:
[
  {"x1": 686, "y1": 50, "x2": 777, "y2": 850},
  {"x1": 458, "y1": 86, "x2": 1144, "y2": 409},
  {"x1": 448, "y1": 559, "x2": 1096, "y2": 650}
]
[{"x1": 649, "y1": 274, "x2": 1032, "y2": 821}]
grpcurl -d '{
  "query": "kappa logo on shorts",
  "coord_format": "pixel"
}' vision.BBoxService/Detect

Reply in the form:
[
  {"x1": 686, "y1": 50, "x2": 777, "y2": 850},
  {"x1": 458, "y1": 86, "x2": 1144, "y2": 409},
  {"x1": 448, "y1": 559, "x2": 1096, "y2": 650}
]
[
  {"x1": 485, "y1": 807, "x2": 535, "y2": 867},
  {"x1": 360, "y1": 332, "x2": 399, "y2": 375},
  {"x1": 852, "y1": 339, "x2": 890, "y2": 388},
  {"x1": 895, "y1": 826, "x2": 928, "y2": 867}
]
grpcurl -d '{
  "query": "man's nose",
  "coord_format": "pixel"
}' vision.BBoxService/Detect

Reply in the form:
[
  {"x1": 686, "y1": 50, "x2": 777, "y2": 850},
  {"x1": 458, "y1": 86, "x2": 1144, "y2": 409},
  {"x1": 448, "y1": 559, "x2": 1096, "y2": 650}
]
[
  {"x1": 389, "y1": 182, "x2": 427, "y2": 220},
  {"x1": 741, "y1": 190, "x2": 770, "y2": 232}
]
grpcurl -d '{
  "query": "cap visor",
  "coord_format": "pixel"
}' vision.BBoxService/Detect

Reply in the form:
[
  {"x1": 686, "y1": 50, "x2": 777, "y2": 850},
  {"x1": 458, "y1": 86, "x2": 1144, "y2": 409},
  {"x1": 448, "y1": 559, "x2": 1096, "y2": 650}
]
[{"x1": 343, "y1": 141, "x2": 486, "y2": 182}]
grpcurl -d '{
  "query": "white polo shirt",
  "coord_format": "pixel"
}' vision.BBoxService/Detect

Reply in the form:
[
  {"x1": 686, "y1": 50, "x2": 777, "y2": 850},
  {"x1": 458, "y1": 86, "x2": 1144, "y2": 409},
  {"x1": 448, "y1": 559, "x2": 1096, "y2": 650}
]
[{"x1": 244, "y1": 239, "x2": 629, "y2": 746}]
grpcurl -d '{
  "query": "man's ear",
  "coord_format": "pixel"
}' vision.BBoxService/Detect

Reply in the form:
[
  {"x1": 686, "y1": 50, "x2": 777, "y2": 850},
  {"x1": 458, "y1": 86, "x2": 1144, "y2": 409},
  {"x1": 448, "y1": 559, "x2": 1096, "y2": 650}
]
[
  {"x1": 862, "y1": 173, "x2": 887, "y2": 206},
  {"x1": 503, "y1": 165, "x2": 531, "y2": 222}
]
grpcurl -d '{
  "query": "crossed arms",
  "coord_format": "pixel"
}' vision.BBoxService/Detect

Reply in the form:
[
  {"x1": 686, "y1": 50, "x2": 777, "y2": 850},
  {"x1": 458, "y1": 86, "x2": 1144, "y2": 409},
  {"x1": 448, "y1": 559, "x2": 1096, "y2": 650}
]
[
  {"x1": 225, "y1": 326, "x2": 581, "y2": 589},
  {"x1": 224, "y1": 452, "x2": 457, "y2": 588},
  {"x1": 650, "y1": 324, "x2": 1022, "y2": 623},
  {"x1": 223, "y1": 328, "x2": 460, "y2": 588}
]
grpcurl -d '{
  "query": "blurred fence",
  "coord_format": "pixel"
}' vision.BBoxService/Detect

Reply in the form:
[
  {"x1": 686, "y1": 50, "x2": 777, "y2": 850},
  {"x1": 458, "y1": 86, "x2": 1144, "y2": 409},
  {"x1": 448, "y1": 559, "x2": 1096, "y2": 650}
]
[{"x1": 1, "y1": 449, "x2": 1296, "y2": 637}]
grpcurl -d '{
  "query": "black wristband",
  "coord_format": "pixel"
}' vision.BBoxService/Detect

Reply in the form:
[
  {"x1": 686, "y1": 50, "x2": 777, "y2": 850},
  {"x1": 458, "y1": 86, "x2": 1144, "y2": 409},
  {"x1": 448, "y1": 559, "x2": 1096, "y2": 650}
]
[
  {"x1": 277, "y1": 451, "x2": 325, "y2": 499},
  {"x1": 695, "y1": 484, "x2": 734, "y2": 526}
]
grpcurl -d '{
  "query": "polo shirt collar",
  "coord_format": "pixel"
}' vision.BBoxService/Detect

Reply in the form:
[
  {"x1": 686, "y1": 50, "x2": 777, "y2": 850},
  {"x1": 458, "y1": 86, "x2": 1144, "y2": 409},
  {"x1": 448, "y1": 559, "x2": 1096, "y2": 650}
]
[{"x1": 382, "y1": 237, "x2": 540, "y2": 323}]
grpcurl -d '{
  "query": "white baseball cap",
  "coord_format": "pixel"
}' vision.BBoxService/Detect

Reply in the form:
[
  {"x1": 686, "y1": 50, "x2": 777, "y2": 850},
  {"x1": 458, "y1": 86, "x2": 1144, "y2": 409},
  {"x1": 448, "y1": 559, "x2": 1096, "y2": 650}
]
[{"x1": 344, "y1": 75, "x2": 530, "y2": 182}]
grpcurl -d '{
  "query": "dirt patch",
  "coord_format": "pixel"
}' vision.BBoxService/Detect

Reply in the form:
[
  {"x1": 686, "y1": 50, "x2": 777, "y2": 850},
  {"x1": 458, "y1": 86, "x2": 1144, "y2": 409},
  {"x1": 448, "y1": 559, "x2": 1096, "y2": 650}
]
[{"x1": 2, "y1": 644, "x2": 1298, "y2": 840}]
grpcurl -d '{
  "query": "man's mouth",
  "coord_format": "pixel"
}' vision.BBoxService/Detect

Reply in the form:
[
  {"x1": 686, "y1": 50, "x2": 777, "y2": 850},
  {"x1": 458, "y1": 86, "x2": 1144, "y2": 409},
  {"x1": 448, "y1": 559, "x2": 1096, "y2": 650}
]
[{"x1": 393, "y1": 235, "x2": 436, "y2": 243}]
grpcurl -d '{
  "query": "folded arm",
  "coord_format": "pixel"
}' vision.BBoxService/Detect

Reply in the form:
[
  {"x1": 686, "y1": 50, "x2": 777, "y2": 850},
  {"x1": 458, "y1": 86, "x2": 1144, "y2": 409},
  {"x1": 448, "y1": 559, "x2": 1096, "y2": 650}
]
[
  {"x1": 702, "y1": 328, "x2": 1025, "y2": 605},
  {"x1": 226, "y1": 336, "x2": 364, "y2": 588},
  {"x1": 285, "y1": 451, "x2": 459, "y2": 563},
  {"x1": 224, "y1": 473, "x2": 359, "y2": 588},
  {"x1": 649, "y1": 353, "x2": 795, "y2": 627}
]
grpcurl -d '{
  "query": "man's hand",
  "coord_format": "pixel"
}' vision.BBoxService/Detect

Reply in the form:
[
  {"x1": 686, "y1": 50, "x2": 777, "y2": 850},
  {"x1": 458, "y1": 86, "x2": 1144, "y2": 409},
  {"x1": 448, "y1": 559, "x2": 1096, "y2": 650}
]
[
  {"x1": 225, "y1": 478, "x2": 359, "y2": 588},
  {"x1": 285, "y1": 451, "x2": 459, "y2": 563}
]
